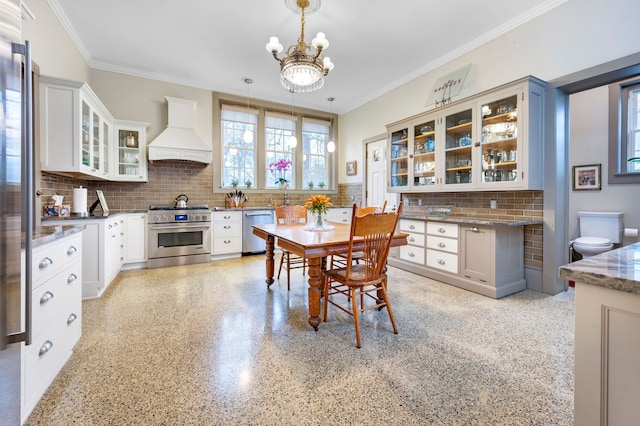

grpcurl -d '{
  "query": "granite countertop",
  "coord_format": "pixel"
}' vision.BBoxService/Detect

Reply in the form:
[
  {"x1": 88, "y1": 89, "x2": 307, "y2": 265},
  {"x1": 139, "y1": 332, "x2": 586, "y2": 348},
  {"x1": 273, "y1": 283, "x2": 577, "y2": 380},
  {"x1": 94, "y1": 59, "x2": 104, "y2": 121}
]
[
  {"x1": 400, "y1": 213, "x2": 542, "y2": 227},
  {"x1": 559, "y1": 242, "x2": 640, "y2": 295},
  {"x1": 32, "y1": 225, "x2": 85, "y2": 248}
]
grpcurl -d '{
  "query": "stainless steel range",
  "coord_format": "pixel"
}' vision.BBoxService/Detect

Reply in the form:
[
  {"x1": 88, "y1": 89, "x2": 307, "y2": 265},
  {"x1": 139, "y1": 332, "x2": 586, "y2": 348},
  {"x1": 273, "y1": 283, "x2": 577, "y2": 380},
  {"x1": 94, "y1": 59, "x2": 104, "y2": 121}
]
[{"x1": 147, "y1": 205, "x2": 211, "y2": 268}]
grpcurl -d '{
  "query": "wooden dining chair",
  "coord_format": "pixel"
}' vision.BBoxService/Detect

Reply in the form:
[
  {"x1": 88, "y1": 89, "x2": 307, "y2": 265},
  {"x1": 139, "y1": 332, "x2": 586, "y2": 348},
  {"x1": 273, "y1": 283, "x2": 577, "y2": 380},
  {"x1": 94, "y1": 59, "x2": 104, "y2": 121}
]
[
  {"x1": 273, "y1": 202, "x2": 308, "y2": 290},
  {"x1": 330, "y1": 200, "x2": 387, "y2": 268},
  {"x1": 323, "y1": 202, "x2": 402, "y2": 348}
]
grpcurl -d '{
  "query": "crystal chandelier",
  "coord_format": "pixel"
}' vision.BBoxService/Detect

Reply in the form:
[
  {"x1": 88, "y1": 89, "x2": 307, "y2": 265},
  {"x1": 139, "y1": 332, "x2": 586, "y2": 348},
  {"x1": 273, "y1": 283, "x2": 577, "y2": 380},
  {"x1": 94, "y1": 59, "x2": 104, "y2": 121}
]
[{"x1": 265, "y1": 0, "x2": 334, "y2": 93}]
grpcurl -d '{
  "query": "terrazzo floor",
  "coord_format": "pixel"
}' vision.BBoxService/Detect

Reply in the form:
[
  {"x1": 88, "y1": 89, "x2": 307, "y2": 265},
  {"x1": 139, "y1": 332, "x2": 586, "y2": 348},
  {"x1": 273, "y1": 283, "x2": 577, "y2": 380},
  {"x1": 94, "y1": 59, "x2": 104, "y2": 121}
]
[{"x1": 24, "y1": 256, "x2": 574, "y2": 425}]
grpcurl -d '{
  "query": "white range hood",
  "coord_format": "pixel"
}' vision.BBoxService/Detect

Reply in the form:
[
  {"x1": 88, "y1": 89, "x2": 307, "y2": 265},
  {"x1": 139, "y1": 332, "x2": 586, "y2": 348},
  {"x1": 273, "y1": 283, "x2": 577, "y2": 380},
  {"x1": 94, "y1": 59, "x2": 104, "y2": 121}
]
[{"x1": 147, "y1": 97, "x2": 212, "y2": 163}]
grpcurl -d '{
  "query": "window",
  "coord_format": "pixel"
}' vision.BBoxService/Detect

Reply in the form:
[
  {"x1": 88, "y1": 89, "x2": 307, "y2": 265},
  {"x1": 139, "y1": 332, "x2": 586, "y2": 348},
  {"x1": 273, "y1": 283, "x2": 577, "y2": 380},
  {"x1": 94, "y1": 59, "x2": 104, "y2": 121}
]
[
  {"x1": 221, "y1": 106, "x2": 257, "y2": 187},
  {"x1": 302, "y1": 118, "x2": 330, "y2": 187},
  {"x1": 609, "y1": 78, "x2": 640, "y2": 183},
  {"x1": 265, "y1": 112, "x2": 295, "y2": 188}
]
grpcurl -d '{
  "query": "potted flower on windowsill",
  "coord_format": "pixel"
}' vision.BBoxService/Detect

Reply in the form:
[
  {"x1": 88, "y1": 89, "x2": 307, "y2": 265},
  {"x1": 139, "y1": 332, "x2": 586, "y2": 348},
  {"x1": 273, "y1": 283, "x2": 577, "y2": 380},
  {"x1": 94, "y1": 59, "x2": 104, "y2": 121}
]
[
  {"x1": 269, "y1": 158, "x2": 292, "y2": 189},
  {"x1": 304, "y1": 194, "x2": 333, "y2": 230}
]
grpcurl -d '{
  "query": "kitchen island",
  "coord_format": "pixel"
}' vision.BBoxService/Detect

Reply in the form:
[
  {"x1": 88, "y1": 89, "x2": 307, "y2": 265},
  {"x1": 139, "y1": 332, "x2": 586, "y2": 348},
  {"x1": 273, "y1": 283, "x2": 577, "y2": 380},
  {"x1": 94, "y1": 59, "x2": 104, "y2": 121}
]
[{"x1": 559, "y1": 242, "x2": 640, "y2": 426}]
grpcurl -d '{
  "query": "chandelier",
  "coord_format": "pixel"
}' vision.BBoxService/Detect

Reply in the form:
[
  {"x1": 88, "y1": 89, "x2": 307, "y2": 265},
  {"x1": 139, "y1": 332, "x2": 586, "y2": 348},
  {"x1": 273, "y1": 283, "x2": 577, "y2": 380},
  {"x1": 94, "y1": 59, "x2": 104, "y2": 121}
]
[{"x1": 265, "y1": 0, "x2": 334, "y2": 93}]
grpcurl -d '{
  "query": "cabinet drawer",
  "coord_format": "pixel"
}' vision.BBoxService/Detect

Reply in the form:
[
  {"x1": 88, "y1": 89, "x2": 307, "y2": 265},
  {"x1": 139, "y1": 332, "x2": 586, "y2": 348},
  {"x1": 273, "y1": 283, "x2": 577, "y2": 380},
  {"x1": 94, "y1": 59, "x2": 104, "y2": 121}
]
[
  {"x1": 32, "y1": 262, "x2": 81, "y2": 337},
  {"x1": 213, "y1": 222, "x2": 241, "y2": 237},
  {"x1": 326, "y1": 208, "x2": 352, "y2": 224},
  {"x1": 427, "y1": 222, "x2": 458, "y2": 238},
  {"x1": 400, "y1": 219, "x2": 425, "y2": 233},
  {"x1": 399, "y1": 245, "x2": 425, "y2": 265},
  {"x1": 31, "y1": 234, "x2": 81, "y2": 289},
  {"x1": 405, "y1": 232, "x2": 425, "y2": 247},
  {"x1": 427, "y1": 235, "x2": 458, "y2": 254},
  {"x1": 213, "y1": 236, "x2": 242, "y2": 254},
  {"x1": 427, "y1": 251, "x2": 458, "y2": 274},
  {"x1": 213, "y1": 211, "x2": 242, "y2": 222}
]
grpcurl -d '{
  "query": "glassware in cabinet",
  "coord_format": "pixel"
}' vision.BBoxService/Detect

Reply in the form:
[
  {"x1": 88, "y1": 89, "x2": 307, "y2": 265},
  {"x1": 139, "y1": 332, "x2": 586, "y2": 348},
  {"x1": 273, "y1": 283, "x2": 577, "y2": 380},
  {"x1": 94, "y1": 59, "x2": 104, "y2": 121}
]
[
  {"x1": 480, "y1": 94, "x2": 518, "y2": 183},
  {"x1": 444, "y1": 108, "x2": 473, "y2": 186},
  {"x1": 389, "y1": 127, "x2": 409, "y2": 189},
  {"x1": 412, "y1": 119, "x2": 437, "y2": 188},
  {"x1": 81, "y1": 101, "x2": 90, "y2": 167},
  {"x1": 113, "y1": 121, "x2": 149, "y2": 181}
]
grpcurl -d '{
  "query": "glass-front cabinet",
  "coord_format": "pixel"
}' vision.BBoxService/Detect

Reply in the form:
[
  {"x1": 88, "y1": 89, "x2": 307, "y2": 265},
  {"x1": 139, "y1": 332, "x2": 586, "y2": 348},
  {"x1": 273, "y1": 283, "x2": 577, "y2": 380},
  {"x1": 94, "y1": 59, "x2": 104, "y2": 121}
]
[
  {"x1": 386, "y1": 76, "x2": 545, "y2": 193},
  {"x1": 389, "y1": 125, "x2": 409, "y2": 190},
  {"x1": 79, "y1": 94, "x2": 110, "y2": 178},
  {"x1": 113, "y1": 121, "x2": 149, "y2": 181}
]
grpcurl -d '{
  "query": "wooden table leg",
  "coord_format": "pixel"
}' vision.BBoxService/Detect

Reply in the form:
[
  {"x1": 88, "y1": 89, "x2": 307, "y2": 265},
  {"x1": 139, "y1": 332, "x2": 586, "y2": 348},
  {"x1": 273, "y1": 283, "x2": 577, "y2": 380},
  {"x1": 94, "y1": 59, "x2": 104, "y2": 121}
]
[
  {"x1": 265, "y1": 235, "x2": 275, "y2": 287},
  {"x1": 307, "y1": 257, "x2": 323, "y2": 330}
]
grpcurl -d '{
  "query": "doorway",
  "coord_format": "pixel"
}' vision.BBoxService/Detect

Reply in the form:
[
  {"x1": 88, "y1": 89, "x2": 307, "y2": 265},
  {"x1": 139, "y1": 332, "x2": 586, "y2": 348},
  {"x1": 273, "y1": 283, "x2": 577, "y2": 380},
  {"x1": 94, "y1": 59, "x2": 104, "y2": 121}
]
[{"x1": 364, "y1": 135, "x2": 399, "y2": 210}]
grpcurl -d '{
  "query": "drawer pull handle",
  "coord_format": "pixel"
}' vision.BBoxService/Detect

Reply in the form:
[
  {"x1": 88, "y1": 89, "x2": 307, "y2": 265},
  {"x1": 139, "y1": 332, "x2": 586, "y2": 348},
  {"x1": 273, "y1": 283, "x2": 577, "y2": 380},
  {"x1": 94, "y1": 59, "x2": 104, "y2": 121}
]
[
  {"x1": 470, "y1": 227, "x2": 480, "y2": 232},
  {"x1": 67, "y1": 273, "x2": 78, "y2": 284},
  {"x1": 342, "y1": 211, "x2": 348, "y2": 215},
  {"x1": 437, "y1": 259, "x2": 445, "y2": 265},
  {"x1": 409, "y1": 224, "x2": 416, "y2": 230},
  {"x1": 408, "y1": 237, "x2": 415, "y2": 242},
  {"x1": 224, "y1": 240, "x2": 231, "y2": 244},
  {"x1": 39, "y1": 257, "x2": 53, "y2": 269},
  {"x1": 342, "y1": 219, "x2": 348, "y2": 223},
  {"x1": 408, "y1": 252, "x2": 415, "y2": 257},
  {"x1": 224, "y1": 215, "x2": 231, "y2": 219},
  {"x1": 224, "y1": 225, "x2": 231, "y2": 229},
  {"x1": 67, "y1": 245, "x2": 78, "y2": 256},
  {"x1": 40, "y1": 291, "x2": 54, "y2": 304},
  {"x1": 437, "y1": 228, "x2": 446, "y2": 233},
  {"x1": 438, "y1": 242, "x2": 446, "y2": 248},
  {"x1": 39, "y1": 340, "x2": 53, "y2": 356},
  {"x1": 67, "y1": 313, "x2": 78, "y2": 325}
]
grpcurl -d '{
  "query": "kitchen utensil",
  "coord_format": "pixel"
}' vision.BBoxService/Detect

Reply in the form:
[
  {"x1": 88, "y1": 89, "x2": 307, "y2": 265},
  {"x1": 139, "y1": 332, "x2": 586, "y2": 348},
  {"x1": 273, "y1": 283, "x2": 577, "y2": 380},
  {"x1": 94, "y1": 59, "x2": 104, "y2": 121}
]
[{"x1": 175, "y1": 194, "x2": 189, "y2": 208}]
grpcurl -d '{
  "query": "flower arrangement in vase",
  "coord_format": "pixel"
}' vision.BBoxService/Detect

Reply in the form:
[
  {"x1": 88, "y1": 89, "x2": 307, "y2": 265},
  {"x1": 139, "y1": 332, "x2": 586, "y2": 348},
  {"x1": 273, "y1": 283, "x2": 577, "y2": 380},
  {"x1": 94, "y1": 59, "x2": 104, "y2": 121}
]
[
  {"x1": 268, "y1": 158, "x2": 292, "y2": 188},
  {"x1": 304, "y1": 194, "x2": 333, "y2": 230}
]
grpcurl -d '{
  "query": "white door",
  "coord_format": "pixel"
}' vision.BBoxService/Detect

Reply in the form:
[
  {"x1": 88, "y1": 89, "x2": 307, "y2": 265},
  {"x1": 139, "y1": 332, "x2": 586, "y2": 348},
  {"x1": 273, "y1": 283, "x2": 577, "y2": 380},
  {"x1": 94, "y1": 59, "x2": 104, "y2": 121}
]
[{"x1": 366, "y1": 138, "x2": 399, "y2": 210}]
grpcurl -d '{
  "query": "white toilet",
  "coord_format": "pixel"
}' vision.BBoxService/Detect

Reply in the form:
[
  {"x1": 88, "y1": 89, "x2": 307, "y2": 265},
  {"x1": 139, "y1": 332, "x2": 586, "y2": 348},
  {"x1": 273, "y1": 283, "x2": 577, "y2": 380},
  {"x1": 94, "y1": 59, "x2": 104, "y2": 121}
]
[{"x1": 572, "y1": 211, "x2": 624, "y2": 258}]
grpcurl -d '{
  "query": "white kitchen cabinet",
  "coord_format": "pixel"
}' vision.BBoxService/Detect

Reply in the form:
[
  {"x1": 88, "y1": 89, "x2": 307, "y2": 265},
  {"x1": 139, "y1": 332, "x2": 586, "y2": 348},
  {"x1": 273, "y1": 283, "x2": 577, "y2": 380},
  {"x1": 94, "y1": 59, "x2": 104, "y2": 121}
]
[
  {"x1": 326, "y1": 207, "x2": 353, "y2": 225},
  {"x1": 386, "y1": 76, "x2": 545, "y2": 192},
  {"x1": 113, "y1": 121, "x2": 150, "y2": 181},
  {"x1": 426, "y1": 222, "x2": 459, "y2": 274},
  {"x1": 22, "y1": 232, "x2": 82, "y2": 422},
  {"x1": 397, "y1": 219, "x2": 426, "y2": 266},
  {"x1": 212, "y1": 211, "x2": 242, "y2": 256},
  {"x1": 45, "y1": 215, "x2": 125, "y2": 299},
  {"x1": 123, "y1": 213, "x2": 147, "y2": 266},
  {"x1": 40, "y1": 76, "x2": 113, "y2": 180}
]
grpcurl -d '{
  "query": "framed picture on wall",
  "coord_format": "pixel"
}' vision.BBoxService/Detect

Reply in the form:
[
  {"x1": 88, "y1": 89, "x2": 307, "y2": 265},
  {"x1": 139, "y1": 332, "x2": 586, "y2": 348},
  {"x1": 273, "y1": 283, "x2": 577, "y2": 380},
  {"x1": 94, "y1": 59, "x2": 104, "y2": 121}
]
[
  {"x1": 346, "y1": 160, "x2": 357, "y2": 176},
  {"x1": 572, "y1": 164, "x2": 601, "y2": 190}
]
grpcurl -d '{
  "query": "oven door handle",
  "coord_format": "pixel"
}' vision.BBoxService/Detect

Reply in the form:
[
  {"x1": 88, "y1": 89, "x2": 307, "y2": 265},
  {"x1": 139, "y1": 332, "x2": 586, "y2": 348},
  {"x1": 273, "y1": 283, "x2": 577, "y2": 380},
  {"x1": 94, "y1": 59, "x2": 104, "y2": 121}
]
[{"x1": 149, "y1": 223, "x2": 211, "y2": 230}]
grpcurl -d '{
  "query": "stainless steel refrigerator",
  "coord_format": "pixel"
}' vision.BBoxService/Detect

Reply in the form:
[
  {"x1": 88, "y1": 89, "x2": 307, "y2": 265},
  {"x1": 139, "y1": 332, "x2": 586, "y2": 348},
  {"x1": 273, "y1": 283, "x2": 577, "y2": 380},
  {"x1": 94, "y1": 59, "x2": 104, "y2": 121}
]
[{"x1": 1, "y1": 0, "x2": 33, "y2": 424}]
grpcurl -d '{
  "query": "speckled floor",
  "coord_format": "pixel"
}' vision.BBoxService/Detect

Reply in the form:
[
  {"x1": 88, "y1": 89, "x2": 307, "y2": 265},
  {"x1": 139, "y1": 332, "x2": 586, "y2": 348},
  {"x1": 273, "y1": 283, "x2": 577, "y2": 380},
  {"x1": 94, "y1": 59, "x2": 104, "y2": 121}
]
[{"x1": 24, "y1": 256, "x2": 574, "y2": 425}]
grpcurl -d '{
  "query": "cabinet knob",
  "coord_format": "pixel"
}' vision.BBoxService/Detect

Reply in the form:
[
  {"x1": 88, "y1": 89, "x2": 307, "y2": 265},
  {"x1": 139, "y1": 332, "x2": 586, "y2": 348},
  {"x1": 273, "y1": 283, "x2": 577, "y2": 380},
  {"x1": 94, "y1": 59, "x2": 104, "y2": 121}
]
[
  {"x1": 408, "y1": 252, "x2": 415, "y2": 257},
  {"x1": 224, "y1": 215, "x2": 231, "y2": 219},
  {"x1": 437, "y1": 259, "x2": 445, "y2": 265},
  {"x1": 409, "y1": 224, "x2": 416, "y2": 230},
  {"x1": 408, "y1": 237, "x2": 415, "y2": 242},
  {"x1": 67, "y1": 273, "x2": 78, "y2": 284},
  {"x1": 438, "y1": 242, "x2": 446, "y2": 248},
  {"x1": 224, "y1": 240, "x2": 231, "y2": 244},
  {"x1": 224, "y1": 225, "x2": 231, "y2": 229},
  {"x1": 39, "y1": 340, "x2": 53, "y2": 356},
  {"x1": 342, "y1": 219, "x2": 348, "y2": 223},
  {"x1": 40, "y1": 291, "x2": 54, "y2": 304},
  {"x1": 67, "y1": 245, "x2": 78, "y2": 256},
  {"x1": 437, "y1": 228, "x2": 446, "y2": 233},
  {"x1": 38, "y1": 257, "x2": 53, "y2": 269},
  {"x1": 470, "y1": 227, "x2": 480, "y2": 232},
  {"x1": 67, "y1": 313, "x2": 78, "y2": 325}
]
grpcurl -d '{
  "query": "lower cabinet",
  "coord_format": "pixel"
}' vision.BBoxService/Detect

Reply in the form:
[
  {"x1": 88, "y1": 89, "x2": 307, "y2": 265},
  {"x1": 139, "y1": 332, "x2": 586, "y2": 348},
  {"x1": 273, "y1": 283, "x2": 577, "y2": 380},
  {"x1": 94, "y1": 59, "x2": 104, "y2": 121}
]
[
  {"x1": 212, "y1": 211, "x2": 242, "y2": 257},
  {"x1": 326, "y1": 207, "x2": 353, "y2": 225},
  {"x1": 388, "y1": 218, "x2": 525, "y2": 298},
  {"x1": 45, "y1": 214, "x2": 125, "y2": 299},
  {"x1": 123, "y1": 213, "x2": 147, "y2": 266},
  {"x1": 22, "y1": 232, "x2": 83, "y2": 422}
]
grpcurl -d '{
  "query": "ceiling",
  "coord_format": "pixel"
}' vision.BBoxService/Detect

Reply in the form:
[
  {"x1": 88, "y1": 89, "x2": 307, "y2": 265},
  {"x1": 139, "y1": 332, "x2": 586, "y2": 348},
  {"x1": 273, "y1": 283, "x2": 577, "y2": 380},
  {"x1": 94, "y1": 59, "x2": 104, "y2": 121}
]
[{"x1": 48, "y1": 0, "x2": 566, "y2": 114}]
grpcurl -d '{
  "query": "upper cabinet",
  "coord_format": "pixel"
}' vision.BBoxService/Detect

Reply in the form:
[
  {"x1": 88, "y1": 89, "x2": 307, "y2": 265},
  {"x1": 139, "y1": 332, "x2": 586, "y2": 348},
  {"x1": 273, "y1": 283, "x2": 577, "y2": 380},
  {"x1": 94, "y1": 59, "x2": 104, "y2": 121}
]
[
  {"x1": 40, "y1": 76, "x2": 148, "y2": 182},
  {"x1": 113, "y1": 120, "x2": 150, "y2": 181},
  {"x1": 387, "y1": 76, "x2": 545, "y2": 192}
]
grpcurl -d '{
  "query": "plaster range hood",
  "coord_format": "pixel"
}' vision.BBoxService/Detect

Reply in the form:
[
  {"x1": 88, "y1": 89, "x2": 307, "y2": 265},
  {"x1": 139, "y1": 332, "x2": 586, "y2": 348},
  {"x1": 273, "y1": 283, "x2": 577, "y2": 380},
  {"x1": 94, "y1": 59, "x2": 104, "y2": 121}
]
[{"x1": 147, "y1": 97, "x2": 212, "y2": 163}]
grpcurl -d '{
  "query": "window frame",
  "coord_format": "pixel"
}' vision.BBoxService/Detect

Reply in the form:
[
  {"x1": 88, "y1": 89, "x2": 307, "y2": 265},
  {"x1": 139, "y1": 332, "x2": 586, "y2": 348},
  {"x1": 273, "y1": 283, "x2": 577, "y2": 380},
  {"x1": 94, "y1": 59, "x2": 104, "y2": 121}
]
[
  {"x1": 608, "y1": 76, "x2": 640, "y2": 184},
  {"x1": 213, "y1": 92, "x2": 337, "y2": 194}
]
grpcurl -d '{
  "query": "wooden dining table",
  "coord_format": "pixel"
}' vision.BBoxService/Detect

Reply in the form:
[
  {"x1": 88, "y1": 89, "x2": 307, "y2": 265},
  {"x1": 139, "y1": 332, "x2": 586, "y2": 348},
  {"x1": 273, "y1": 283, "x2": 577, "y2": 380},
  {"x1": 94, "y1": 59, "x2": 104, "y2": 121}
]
[{"x1": 252, "y1": 222, "x2": 408, "y2": 330}]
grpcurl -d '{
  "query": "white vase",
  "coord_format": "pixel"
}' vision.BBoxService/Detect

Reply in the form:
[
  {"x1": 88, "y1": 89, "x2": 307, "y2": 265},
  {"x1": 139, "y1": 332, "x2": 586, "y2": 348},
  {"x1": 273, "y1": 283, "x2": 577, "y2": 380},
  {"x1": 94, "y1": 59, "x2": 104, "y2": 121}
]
[{"x1": 278, "y1": 182, "x2": 287, "y2": 190}]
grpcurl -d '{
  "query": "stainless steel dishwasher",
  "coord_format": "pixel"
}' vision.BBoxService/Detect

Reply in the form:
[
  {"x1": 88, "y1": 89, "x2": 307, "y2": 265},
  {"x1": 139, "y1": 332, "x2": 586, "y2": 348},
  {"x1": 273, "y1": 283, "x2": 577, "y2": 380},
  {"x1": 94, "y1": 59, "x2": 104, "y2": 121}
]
[{"x1": 242, "y1": 209, "x2": 275, "y2": 254}]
